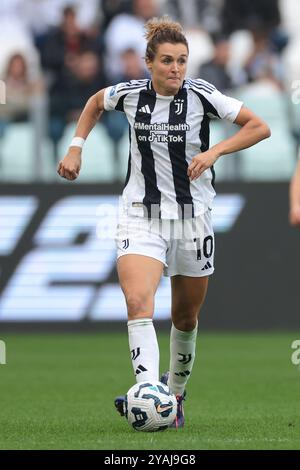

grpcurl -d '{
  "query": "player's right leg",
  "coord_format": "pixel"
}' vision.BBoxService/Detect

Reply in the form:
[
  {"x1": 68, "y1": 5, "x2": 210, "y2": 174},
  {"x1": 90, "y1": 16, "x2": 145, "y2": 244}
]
[
  {"x1": 115, "y1": 254, "x2": 164, "y2": 417},
  {"x1": 117, "y1": 254, "x2": 164, "y2": 380}
]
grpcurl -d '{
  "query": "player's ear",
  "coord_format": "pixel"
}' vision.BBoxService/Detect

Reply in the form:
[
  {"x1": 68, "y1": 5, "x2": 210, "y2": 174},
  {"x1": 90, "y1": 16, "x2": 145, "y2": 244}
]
[{"x1": 145, "y1": 58, "x2": 152, "y2": 72}]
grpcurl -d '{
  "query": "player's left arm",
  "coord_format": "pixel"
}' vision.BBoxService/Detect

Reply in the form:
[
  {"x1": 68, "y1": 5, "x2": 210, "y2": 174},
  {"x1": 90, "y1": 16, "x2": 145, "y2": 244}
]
[{"x1": 188, "y1": 107, "x2": 271, "y2": 181}]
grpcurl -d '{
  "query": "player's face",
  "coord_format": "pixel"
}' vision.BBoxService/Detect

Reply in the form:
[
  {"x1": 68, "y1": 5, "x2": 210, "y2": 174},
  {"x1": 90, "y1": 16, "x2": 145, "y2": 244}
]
[{"x1": 146, "y1": 42, "x2": 188, "y2": 96}]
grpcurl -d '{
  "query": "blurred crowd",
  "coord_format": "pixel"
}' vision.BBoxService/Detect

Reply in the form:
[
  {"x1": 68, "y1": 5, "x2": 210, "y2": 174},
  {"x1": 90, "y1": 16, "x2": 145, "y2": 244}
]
[{"x1": 0, "y1": 0, "x2": 299, "y2": 179}]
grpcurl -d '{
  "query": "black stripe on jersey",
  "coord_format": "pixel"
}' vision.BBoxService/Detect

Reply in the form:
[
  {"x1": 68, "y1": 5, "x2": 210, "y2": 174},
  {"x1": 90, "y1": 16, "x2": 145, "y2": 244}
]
[
  {"x1": 168, "y1": 88, "x2": 194, "y2": 218},
  {"x1": 191, "y1": 89, "x2": 220, "y2": 119},
  {"x1": 192, "y1": 89, "x2": 218, "y2": 188},
  {"x1": 115, "y1": 94, "x2": 127, "y2": 112},
  {"x1": 134, "y1": 90, "x2": 161, "y2": 217},
  {"x1": 124, "y1": 127, "x2": 131, "y2": 189}
]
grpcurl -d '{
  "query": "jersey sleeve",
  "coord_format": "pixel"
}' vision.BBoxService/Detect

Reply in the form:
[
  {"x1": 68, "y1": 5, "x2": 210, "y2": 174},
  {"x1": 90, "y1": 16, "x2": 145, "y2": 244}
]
[
  {"x1": 104, "y1": 83, "x2": 128, "y2": 112},
  {"x1": 191, "y1": 79, "x2": 243, "y2": 122},
  {"x1": 207, "y1": 88, "x2": 243, "y2": 122},
  {"x1": 104, "y1": 80, "x2": 149, "y2": 112}
]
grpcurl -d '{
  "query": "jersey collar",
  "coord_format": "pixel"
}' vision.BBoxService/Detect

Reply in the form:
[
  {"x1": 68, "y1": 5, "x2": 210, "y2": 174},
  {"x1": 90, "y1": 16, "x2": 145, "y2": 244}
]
[{"x1": 149, "y1": 79, "x2": 186, "y2": 98}]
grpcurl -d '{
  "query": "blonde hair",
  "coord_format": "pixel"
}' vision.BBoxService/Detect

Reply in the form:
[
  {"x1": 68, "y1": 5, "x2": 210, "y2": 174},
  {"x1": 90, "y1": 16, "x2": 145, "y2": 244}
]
[{"x1": 144, "y1": 16, "x2": 188, "y2": 61}]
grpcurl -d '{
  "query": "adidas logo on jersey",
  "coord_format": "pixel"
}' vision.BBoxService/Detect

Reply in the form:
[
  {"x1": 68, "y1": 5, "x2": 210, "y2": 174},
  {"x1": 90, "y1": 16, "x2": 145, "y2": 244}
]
[
  {"x1": 138, "y1": 104, "x2": 151, "y2": 114},
  {"x1": 202, "y1": 261, "x2": 212, "y2": 271}
]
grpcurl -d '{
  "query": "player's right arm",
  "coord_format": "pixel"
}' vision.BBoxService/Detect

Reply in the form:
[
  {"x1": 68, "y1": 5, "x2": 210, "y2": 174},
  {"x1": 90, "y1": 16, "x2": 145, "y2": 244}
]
[
  {"x1": 57, "y1": 88, "x2": 105, "y2": 180},
  {"x1": 289, "y1": 158, "x2": 300, "y2": 227}
]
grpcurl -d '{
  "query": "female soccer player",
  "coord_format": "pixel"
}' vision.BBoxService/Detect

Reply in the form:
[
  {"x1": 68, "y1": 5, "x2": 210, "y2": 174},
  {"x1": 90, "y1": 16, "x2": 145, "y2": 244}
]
[{"x1": 57, "y1": 17, "x2": 271, "y2": 429}]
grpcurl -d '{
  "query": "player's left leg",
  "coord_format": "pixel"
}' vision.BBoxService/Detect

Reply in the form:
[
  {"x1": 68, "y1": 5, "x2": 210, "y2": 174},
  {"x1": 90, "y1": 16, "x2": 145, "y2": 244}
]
[
  {"x1": 160, "y1": 275, "x2": 209, "y2": 428},
  {"x1": 169, "y1": 275, "x2": 209, "y2": 396}
]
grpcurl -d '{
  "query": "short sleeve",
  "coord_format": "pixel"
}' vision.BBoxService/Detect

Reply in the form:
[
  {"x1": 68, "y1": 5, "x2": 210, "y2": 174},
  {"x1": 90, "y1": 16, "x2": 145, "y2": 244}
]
[
  {"x1": 104, "y1": 84, "x2": 125, "y2": 111},
  {"x1": 190, "y1": 79, "x2": 243, "y2": 122},
  {"x1": 104, "y1": 80, "x2": 149, "y2": 112},
  {"x1": 207, "y1": 88, "x2": 243, "y2": 122}
]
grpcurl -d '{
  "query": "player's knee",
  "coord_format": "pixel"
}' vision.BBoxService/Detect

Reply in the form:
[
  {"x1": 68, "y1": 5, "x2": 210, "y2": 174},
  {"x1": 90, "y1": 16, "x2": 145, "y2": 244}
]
[
  {"x1": 172, "y1": 311, "x2": 198, "y2": 331},
  {"x1": 126, "y1": 292, "x2": 153, "y2": 319}
]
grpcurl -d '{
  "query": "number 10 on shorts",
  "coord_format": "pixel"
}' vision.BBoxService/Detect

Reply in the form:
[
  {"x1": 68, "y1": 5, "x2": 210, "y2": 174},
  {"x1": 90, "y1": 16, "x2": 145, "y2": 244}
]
[{"x1": 193, "y1": 235, "x2": 214, "y2": 260}]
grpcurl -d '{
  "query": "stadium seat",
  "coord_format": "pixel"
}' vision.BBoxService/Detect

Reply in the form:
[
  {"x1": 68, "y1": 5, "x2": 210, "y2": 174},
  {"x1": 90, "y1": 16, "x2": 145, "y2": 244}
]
[
  {"x1": 57, "y1": 122, "x2": 115, "y2": 182},
  {"x1": 0, "y1": 122, "x2": 55, "y2": 183},
  {"x1": 0, "y1": 122, "x2": 53, "y2": 182},
  {"x1": 0, "y1": 122, "x2": 32, "y2": 181}
]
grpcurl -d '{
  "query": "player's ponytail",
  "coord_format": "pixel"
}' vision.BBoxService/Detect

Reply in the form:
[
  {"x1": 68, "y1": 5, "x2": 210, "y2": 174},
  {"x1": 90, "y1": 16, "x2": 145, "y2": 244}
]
[{"x1": 144, "y1": 16, "x2": 188, "y2": 62}]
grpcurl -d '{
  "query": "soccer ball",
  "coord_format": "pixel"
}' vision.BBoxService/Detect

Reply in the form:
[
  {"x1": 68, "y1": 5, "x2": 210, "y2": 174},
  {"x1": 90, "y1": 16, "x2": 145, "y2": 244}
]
[{"x1": 125, "y1": 381, "x2": 177, "y2": 432}]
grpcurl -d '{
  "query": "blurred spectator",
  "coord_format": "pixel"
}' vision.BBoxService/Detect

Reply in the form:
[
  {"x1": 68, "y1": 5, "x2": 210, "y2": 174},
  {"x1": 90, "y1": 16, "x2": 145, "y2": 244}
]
[
  {"x1": 41, "y1": 6, "x2": 104, "y2": 160},
  {"x1": 243, "y1": 27, "x2": 284, "y2": 89},
  {"x1": 101, "y1": 0, "x2": 132, "y2": 29},
  {"x1": 0, "y1": 52, "x2": 47, "y2": 176},
  {"x1": 0, "y1": 0, "x2": 37, "y2": 75},
  {"x1": 28, "y1": 0, "x2": 101, "y2": 39},
  {"x1": 104, "y1": 0, "x2": 159, "y2": 81},
  {"x1": 198, "y1": 35, "x2": 235, "y2": 92},
  {"x1": 65, "y1": 51, "x2": 105, "y2": 121},
  {"x1": 222, "y1": 0, "x2": 288, "y2": 53},
  {"x1": 119, "y1": 48, "x2": 151, "y2": 82},
  {"x1": 0, "y1": 53, "x2": 44, "y2": 126},
  {"x1": 48, "y1": 50, "x2": 105, "y2": 162},
  {"x1": 222, "y1": 0, "x2": 281, "y2": 35},
  {"x1": 164, "y1": 0, "x2": 222, "y2": 34},
  {"x1": 41, "y1": 6, "x2": 103, "y2": 80}
]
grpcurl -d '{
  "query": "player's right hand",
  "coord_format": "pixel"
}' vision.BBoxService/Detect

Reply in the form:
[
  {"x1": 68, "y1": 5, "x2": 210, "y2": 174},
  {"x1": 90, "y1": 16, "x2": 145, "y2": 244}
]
[{"x1": 57, "y1": 150, "x2": 82, "y2": 181}]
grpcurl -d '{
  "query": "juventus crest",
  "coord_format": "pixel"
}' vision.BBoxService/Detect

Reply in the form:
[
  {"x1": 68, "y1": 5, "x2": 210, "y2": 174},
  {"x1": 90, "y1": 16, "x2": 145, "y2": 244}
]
[{"x1": 174, "y1": 99, "x2": 184, "y2": 115}]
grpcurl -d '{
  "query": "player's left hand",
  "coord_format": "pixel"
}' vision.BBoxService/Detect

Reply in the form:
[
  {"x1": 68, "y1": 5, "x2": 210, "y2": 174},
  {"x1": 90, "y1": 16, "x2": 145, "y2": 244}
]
[{"x1": 187, "y1": 149, "x2": 220, "y2": 181}]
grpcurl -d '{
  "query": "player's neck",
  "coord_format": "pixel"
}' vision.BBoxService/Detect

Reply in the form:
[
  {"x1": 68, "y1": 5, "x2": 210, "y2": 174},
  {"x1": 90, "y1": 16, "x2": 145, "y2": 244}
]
[{"x1": 151, "y1": 79, "x2": 180, "y2": 97}]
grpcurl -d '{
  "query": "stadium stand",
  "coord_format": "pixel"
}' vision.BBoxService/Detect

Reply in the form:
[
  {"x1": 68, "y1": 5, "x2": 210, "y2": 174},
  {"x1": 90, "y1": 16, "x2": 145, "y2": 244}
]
[{"x1": 0, "y1": 0, "x2": 298, "y2": 183}]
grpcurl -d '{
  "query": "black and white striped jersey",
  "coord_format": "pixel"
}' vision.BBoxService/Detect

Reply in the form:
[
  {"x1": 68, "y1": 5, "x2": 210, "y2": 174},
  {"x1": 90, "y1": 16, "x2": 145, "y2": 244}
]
[{"x1": 104, "y1": 78, "x2": 243, "y2": 219}]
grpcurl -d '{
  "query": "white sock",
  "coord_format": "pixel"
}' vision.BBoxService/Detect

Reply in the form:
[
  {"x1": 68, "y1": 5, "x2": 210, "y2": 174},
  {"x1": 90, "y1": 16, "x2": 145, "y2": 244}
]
[
  {"x1": 168, "y1": 323, "x2": 198, "y2": 396},
  {"x1": 127, "y1": 318, "x2": 159, "y2": 382}
]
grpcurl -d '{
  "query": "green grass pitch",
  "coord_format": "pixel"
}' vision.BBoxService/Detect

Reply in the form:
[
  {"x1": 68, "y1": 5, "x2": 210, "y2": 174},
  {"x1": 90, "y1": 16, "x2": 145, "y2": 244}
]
[{"x1": 0, "y1": 331, "x2": 299, "y2": 450}]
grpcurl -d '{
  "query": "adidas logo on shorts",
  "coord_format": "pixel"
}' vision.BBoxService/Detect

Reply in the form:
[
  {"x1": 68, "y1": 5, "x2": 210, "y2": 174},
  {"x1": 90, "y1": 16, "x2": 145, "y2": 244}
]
[{"x1": 202, "y1": 261, "x2": 212, "y2": 271}]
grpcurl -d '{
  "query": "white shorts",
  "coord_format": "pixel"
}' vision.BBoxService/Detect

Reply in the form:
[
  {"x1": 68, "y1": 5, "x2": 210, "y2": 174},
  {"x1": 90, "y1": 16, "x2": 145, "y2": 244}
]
[{"x1": 115, "y1": 211, "x2": 215, "y2": 277}]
